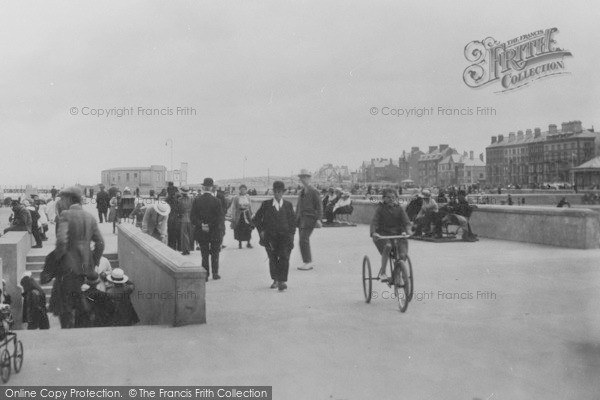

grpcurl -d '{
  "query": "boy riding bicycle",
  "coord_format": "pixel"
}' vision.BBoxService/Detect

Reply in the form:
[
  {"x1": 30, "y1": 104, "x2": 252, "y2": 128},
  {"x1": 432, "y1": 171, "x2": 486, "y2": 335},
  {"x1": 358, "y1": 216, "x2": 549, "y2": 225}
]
[{"x1": 370, "y1": 188, "x2": 411, "y2": 282}]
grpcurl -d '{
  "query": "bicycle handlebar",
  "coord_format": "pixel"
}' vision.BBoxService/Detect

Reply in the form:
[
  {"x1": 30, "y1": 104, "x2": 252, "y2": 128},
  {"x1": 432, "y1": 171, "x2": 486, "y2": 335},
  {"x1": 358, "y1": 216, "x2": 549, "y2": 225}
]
[{"x1": 374, "y1": 234, "x2": 409, "y2": 240}]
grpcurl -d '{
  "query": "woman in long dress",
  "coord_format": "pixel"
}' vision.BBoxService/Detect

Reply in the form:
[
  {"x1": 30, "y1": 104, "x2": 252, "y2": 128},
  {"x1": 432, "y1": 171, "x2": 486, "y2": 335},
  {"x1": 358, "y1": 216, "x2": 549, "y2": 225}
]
[{"x1": 229, "y1": 185, "x2": 254, "y2": 249}]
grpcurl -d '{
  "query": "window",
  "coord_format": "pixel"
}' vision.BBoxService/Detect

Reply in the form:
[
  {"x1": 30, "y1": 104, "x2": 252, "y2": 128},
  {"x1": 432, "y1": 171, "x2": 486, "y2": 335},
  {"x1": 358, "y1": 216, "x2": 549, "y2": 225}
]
[
  {"x1": 126, "y1": 173, "x2": 130, "y2": 180},
  {"x1": 134, "y1": 173, "x2": 138, "y2": 178}
]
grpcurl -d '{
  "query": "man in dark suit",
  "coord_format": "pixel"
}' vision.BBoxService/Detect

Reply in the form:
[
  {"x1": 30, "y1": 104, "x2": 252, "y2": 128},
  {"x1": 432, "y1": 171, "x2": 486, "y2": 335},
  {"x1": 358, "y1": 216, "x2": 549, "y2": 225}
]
[
  {"x1": 178, "y1": 186, "x2": 194, "y2": 255},
  {"x1": 95, "y1": 185, "x2": 111, "y2": 223},
  {"x1": 253, "y1": 181, "x2": 296, "y2": 291},
  {"x1": 191, "y1": 178, "x2": 224, "y2": 280}
]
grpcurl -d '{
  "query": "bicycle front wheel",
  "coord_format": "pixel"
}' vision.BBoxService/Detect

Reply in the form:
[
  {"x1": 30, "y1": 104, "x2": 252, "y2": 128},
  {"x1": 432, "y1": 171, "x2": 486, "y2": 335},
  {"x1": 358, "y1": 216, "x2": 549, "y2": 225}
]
[
  {"x1": 393, "y1": 260, "x2": 410, "y2": 313},
  {"x1": 406, "y1": 256, "x2": 414, "y2": 302}
]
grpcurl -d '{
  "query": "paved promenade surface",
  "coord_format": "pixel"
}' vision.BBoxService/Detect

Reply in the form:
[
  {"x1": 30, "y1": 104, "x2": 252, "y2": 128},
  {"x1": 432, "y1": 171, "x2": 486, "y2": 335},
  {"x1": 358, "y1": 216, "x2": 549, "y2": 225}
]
[{"x1": 3, "y1": 205, "x2": 600, "y2": 399}]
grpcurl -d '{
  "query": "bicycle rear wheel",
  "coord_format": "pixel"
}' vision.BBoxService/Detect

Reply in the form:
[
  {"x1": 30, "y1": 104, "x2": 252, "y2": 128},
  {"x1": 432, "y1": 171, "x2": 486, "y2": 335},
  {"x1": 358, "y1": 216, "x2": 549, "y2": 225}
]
[
  {"x1": 393, "y1": 260, "x2": 410, "y2": 313},
  {"x1": 362, "y1": 256, "x2": 372, "y2": 303}
]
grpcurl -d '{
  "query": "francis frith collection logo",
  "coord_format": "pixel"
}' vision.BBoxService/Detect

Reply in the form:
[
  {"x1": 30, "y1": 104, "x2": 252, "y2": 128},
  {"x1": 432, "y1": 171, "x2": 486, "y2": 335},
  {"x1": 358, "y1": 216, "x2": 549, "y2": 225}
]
[{"x1": 463, "y1": 28, "x2": 572, "y2": 92}]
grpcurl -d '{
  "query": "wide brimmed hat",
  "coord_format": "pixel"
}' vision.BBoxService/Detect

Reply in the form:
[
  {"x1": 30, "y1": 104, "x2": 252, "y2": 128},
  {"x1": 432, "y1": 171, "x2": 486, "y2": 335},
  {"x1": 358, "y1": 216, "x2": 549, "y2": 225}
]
[
  {"x1": 106, "y1": 268, "x2": 128, "y2": 284},
  {"x1": 420, "y1": 189, "x2": 432, "y2": 198},
  {"x1": 202, "y1": 178, "x2": 214, "y2": 187},
  {"x1": 180, "y1": 186, "x2": 190, "y2": 193},
  {"x1": 298, "y1": 169, "x2": 312, "y2": 178},
  {"x1": 154, "y1": 201, "x2": 171, "y2": 216},
  {"x1": 273, "y1": 180, "x2": 285, "y2": 191}
]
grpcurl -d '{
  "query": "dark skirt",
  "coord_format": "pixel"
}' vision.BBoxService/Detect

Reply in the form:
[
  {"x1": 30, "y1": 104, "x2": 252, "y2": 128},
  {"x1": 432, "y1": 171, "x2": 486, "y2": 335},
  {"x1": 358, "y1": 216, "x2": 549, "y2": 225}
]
[{"x1": 234, "y1": 212, "x2": 253, "y2": 241}]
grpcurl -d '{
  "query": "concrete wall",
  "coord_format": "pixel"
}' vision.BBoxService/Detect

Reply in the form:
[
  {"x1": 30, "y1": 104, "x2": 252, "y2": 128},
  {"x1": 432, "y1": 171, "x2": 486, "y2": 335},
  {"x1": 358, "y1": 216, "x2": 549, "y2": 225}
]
[
  {"x1": 117, "y1": 224, "x2": 207, "y2": 326},
  {"x1": 470, "y1": 206, "x2": 600, "y2": 249},
  {"x1": 467, "y1": 193, "x2": 586, "y2": 206},
  {"x1": 249, "y1": 196, "x2": 600, "y2": 249},
  {"x1": 0, "y1": 231, "x2": 31, "y2": 329}
]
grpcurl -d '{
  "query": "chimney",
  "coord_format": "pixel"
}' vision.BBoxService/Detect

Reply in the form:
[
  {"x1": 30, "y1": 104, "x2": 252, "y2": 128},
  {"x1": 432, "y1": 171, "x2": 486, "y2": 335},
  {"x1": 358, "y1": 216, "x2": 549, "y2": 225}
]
[
  {"x1": 549, "y1": 124, "x2": 557, "y2": 133},
  {"x1": 509, "y1": 132, "x2": 516, "y2": 141},
  {"x1": 429, "y1": 146, "x2": 438, "y2": 153},
  {"x1": 534, "y1": 128, "x2": 541, "y2": 138},
  {"x1": 574, "y1": 120, "x2": 582, "y2": 133},
  {"x1": 463, "y1": 151, "x2": 468, "y2": 157},
  {"x1": 517, "y1": 130, "x2": 524, "y2": 139},
  {"x1": 561, "y1": 122, "x2": 569, "y2": 132},
  {"x1": 498, "y1": 134, "x2": 504, "y2": 142},
  {"x1": 491, "y1": 136, "x2": 497, "y2": 144},
  {"x1": 470, "y1": 151, "x2": 474, "y2": 160},
  {"x1": 525, "y1": 129, "x2": 533, "y2": 138},
  {"x1": 439, "y1": 144, "x2": 449, "y2": 152},
  {"x1": 411, "y1": 146, "x2": 420, "y2": 153}
]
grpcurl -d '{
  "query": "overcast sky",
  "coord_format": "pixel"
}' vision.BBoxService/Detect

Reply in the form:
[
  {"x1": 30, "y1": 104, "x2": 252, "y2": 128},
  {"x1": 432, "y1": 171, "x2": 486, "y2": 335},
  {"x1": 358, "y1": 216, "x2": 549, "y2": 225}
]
[{"x1": 1, "y1": 0, "x2": 599, "y2": 186}]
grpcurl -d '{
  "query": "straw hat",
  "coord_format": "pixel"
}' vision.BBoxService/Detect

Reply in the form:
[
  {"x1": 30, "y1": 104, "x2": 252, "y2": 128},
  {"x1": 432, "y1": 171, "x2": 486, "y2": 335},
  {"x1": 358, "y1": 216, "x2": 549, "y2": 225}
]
[
  {"x1": 298, "y1": 169, "x2": 312, "y2": 178},
  {"x1": 106, "y1": 268, "x2": 129, "y2": 284},
  {"x1": 154, "y1": 201, "x2": 171, "y2": 217}
]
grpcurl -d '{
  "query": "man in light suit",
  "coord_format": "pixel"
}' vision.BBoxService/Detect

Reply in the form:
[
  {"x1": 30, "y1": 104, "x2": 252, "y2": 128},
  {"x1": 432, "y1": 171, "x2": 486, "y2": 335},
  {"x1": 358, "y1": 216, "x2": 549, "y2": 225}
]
[
  {"x1": 295, "y1": 169, "x2": 322, "y2": 270},
  {"x1": 142, "y1": 197, "x2": 171, "y2": 244}
]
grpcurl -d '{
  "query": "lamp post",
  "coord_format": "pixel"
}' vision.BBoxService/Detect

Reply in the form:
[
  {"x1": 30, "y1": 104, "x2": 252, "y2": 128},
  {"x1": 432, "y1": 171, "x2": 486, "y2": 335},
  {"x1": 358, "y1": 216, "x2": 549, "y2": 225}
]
[
  {"x1": 165, "y1": 139, "x2": 174, "y2": 181},
  {"x1": 243, "y1": 156, "x2": 247, "y2": 179}
]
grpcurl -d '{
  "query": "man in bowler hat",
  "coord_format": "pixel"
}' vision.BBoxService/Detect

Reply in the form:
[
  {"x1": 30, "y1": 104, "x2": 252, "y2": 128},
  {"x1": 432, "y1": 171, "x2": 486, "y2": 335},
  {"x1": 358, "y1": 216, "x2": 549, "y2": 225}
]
[
  {"x1": 191, "y1": 178, "x2": 224, "y2": 280},
  {"x1": 253, "y1": 181, "x2": 296, "y2": 291}
]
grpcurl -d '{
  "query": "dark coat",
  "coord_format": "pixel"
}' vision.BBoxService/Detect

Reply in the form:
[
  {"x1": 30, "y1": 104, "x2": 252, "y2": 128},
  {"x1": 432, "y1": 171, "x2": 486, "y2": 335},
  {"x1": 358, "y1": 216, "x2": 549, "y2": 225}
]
[
  {"x1": 56, "y1": 204, "x2": 105, "y2": 276},
  {"x1": 81, "y1": 286, "x2": 115, "y2": 327},
  {"x1": 370, "y1": 202, "x2": 411, "y2": 236},
  {"x1": 41, "y1": 249, "x2": 82, "y2": 318},
  {"x1": 405, "y1": 197, "x2": 423, "y2": 222},
  {"x1": 253, "y1": 199, "x2": 296, "y2": 243},
  {"x1": 7, "y1": 205, "x2": 32, "y2": 233},
  {"x1": 20, "y1": 276, "x2": 49, "y2": 330},
  {"x1": 106, "y1": 281, "x2": 139, "y2": 326},
  {"x1": 191, "y1": 193, "x2": 224, "y2": 238},
  {"x1": 96, "y1": 190, "x2": 111, "y2": 211}
]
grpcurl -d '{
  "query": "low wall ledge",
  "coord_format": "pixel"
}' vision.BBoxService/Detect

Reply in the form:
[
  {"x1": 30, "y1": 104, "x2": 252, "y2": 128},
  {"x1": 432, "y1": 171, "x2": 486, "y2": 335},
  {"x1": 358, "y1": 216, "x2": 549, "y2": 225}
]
[{"x1": 118, "y1": 224, "x2": 205, "y2": 278}]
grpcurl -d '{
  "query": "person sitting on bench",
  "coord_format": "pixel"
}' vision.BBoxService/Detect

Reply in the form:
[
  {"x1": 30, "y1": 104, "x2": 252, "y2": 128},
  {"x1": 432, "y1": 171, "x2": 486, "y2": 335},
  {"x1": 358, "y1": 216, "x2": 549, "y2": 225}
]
[
  {"x1": 324, "y1": 188, "x2": 342, "y2": 224},
  {"x1": 333, "y1": 191, "x2": 353, "y2": 222},
  {"x1": 414, "y1": 189, "x2": 442, "y2": 238},
  {"x1": 442, "y1": 191, "x2": 477, "y2": 241}
]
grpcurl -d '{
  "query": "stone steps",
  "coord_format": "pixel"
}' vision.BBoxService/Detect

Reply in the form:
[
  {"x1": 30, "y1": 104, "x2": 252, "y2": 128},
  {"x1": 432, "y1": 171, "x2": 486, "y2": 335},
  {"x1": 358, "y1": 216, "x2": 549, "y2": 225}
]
[{"x1": 26, "y1": 253, "x2": 119, "y2": 297}]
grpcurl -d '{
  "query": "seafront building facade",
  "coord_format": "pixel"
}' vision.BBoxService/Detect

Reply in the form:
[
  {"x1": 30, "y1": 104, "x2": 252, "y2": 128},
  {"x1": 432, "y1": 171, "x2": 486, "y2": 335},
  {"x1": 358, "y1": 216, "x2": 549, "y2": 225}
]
[{"x1": 486, "y1": 121, "x2": 598, "y2": 187}]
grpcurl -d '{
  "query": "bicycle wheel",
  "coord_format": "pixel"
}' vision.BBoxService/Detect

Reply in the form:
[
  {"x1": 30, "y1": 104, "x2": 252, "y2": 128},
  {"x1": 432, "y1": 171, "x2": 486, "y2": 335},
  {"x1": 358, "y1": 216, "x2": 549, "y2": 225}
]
[
  {"x1": 13, "y1": 340, "x2": 23, "y2": 373},
  {"x1": 406, "y1": 256, "x2": 414, "y2": 302},
  {"x1": 393, "y1": 260, "x2": 410, "y2": 313},
  {"x1": 362, "y1": 256, "x2": 372, "y2": 303},
  {"x1": 0, "y1": 348, "x2": 11, "y2": 383}
]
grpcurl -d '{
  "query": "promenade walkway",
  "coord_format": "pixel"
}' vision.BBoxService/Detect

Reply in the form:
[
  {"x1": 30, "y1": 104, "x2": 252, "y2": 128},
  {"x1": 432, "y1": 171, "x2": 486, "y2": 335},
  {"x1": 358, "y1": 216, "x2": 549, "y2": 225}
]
[{"x1": 6, "y1": 217, "x2": 600, "y2": 399}]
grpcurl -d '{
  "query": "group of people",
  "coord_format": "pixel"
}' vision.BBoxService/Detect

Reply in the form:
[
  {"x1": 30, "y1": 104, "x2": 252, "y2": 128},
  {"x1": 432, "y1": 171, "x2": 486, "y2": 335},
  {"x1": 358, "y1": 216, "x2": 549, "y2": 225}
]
[
  {"x1": 405, "y1": 189, "x2": 478, "y2": 241},
  {"x1": 321, "y1": 188, "x2": 353, "y2": 224},
  {"x1": 2, "y1": 194, "x2": 55, "y2": 248},
  {"x1": 13, "y1": 186, "x2": 139, "y2": 329}
]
